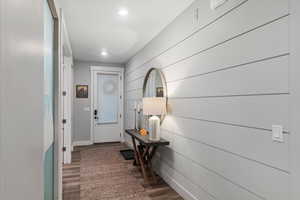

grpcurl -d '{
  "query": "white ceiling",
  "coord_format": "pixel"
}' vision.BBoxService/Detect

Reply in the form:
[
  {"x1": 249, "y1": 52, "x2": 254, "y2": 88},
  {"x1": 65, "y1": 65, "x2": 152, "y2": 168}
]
[{"x1": 60, "y1": 0, "x2": 195, "y2": 64}]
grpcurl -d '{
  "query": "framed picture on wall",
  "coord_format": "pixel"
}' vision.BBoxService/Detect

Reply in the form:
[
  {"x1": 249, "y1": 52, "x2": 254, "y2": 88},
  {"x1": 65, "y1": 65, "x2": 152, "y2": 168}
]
[
  {"x1": 156, "y1": 87, "x2": 164, "y2": 97},
  {"x1": 76, "y1": 85, "x2": 88, "y2": 98}
]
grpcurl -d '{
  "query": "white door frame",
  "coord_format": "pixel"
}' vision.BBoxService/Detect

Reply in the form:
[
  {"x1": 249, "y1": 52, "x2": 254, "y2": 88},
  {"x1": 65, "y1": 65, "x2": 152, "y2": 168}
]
[
  {"x1": 62, "y1": 57, "x2": 73, "y2": 164},
  {"x1": 90, "y1": 66, "x2": 124, "y2": 144}
]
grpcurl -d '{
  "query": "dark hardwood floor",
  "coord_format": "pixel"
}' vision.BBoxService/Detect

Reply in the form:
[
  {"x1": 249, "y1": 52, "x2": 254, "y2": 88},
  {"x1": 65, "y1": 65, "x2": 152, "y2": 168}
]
[
  {"x1": 63, "y1": 143, "x2": 183, "y2": 200},
  {"x1": 63, "y1": 148, "x2": 80, "y2": 200}
]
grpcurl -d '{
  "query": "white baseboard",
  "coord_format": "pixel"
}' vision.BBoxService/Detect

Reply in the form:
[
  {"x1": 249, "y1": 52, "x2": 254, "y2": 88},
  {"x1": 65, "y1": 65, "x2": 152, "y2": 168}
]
[
  {"x1": 72, "y1": 140, "x2": 93, "y2": 147},
  {"x1": 124, "y1": 140, "x2": 133, "y2": 149},
  {"x1": 154, "y1": 161, "x2": 199, "y2": 200},
  {"x1": 158, "y1": 170, "x2": 198, "y2": 200}
]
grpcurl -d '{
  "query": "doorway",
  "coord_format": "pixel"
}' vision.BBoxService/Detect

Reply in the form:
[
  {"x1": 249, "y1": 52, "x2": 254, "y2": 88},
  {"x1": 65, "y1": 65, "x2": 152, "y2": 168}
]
[{"x1": 90, "y1": 66, "x2": 124, "y2": 143}]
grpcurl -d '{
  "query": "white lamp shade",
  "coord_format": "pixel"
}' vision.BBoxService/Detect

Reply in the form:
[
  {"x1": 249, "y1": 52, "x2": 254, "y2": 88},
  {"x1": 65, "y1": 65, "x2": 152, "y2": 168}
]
[{"x1": 143, "y1": 97, "x2": 166, "y2": 116}]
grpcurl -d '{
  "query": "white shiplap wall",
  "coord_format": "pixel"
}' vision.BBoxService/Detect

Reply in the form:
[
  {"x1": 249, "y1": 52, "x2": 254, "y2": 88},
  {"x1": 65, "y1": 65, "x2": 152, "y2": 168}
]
[{"x1": 124, "y1": 0, "x2": 290, "y2": 200}]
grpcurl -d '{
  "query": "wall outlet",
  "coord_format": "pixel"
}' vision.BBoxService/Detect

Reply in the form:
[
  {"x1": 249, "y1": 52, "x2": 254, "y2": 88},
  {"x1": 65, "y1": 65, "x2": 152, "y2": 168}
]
[
  {"x1": 210, "y1": 0, "x2": 228, "y2": 10},
  {"x1": 272, "y1": 125, "x2": 284, "y2": 143}
]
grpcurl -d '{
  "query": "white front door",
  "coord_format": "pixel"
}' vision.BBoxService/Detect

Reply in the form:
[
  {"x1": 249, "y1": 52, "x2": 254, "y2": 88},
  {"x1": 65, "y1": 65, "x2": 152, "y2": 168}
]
[{"x1": 91, "y1": 67, "x2": 124, "y2": 143}]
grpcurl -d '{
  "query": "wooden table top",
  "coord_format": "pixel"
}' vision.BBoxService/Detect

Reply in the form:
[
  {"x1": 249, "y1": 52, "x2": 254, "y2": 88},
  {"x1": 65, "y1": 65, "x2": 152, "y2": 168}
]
[{"x1": 125, "y1": 129, "x2": 170, "y2": 146}]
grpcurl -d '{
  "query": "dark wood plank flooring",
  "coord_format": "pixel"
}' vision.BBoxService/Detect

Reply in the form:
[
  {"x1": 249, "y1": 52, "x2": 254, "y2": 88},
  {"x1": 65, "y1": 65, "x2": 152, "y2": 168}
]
[{"x1": 63, "y1": 148, "x2": 80, "y2": 200}]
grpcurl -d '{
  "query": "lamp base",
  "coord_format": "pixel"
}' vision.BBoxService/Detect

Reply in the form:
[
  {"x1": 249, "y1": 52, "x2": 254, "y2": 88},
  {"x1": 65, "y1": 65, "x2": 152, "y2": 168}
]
[{"x1": 148, "y1": 115, "x2": 161, "y2": 141}]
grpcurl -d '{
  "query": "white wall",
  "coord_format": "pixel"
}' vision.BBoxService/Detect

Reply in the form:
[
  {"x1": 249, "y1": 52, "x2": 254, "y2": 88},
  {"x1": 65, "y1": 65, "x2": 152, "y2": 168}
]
[
  {"x1": 0, "y1": 0, "x2": 3, "y2": 196},
  {"x1": 73, "y1": 60, "x2": 124, "y2": 143},
  {"x1": 125, "y1": 0, "x2": 291, "y2": 200},
  {"x1": 289, "y1": 1, "x2": 300, "y2": 200},
  {"x1": 0, "y1": 0, "x2": 45, "y2": 199}
]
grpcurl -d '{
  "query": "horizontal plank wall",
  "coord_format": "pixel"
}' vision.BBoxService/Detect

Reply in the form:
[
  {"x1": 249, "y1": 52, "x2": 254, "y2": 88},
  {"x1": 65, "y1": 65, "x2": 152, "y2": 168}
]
[
  {"x1": 290, "y1": 0, "x2": 300, "y2": 200},
  {"x1": 124, "y1": 0, "x2": 290, "y2": 200}
]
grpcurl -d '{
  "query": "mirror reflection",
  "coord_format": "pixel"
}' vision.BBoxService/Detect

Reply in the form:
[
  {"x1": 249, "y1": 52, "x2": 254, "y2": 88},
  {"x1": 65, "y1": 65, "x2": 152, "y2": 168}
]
[
  {"x1": 143, "y1": 69, "x2": 166, "y2": 98},
  {"x1": 141, "y1": 68, "x2": 167, "y2": 126}
]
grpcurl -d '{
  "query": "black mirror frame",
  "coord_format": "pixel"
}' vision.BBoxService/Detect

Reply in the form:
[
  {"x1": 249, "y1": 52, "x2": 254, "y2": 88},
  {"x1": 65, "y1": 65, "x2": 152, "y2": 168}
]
[{"x1": 142, "y1": 68, "x2": 168, "y2": 123}]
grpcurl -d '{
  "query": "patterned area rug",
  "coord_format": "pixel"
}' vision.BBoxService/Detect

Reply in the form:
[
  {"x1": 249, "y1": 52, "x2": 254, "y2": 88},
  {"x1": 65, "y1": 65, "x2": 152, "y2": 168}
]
[{"x1": 80, "y1": 143, "x2": 151, "y2": 200}]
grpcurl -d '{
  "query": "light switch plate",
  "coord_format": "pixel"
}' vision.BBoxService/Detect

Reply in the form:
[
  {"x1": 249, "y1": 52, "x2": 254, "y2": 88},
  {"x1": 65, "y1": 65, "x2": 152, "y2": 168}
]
[
  {"x1": 210, "y1": 0, "x2": 228, "y2": 10},
  {"x1": 272, "y1": 125, "x2": 284, "y2": 142}
]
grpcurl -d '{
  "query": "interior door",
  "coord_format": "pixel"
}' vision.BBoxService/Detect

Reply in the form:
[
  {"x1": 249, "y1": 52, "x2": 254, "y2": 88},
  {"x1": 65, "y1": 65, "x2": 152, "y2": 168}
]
[{"x1": 92, "y1": 70, "x2": 123, "y2": 143}]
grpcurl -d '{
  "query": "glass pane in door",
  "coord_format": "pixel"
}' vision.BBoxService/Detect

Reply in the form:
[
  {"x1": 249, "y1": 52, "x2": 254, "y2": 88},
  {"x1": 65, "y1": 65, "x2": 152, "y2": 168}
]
[{"x1": 97, "y1": 73, "x2": 119, "y2": 124}]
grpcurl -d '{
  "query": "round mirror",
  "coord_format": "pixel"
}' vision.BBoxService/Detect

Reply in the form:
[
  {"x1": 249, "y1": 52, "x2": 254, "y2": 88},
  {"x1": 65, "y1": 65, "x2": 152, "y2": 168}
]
[{"x1": 143, "y1": 68, "x2": 167, "y2": 122}]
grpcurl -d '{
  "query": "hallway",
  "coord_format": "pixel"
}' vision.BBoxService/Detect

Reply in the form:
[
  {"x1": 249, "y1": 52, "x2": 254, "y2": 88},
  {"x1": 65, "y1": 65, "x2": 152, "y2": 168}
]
[
  {"x1": 63, "y1": 143, "x2": 183, "y2": 200},
  {"x1": 3, "y1": 1, "x2": 300, "y2": 200}
]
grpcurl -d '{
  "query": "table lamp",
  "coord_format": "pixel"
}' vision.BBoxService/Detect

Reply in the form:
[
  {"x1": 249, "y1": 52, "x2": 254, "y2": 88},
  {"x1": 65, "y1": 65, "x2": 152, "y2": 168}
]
[{"x1": 143, "y1": 97, "x2": 166, "y2": 141}]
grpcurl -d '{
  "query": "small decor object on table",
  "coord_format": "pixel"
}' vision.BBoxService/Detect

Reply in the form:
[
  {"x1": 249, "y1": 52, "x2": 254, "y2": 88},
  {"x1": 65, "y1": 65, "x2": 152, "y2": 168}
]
[
  {"x1": 143, "y1": 97, "x2": 166, "y2": 141},
  {"x1": 134, "y1": 101, "x2": 138, "y2": 129},
  {"x1": 137, "y1": 101, "x2": 142, "y2": 130},
  {"x1": 139, "y1": 128, "x2": 148, "y2": 136},
  {"x1": 76, "y1": 85, "x2": 88, "y2": 98},
  {"x1": 134, "y1": 101, "x2": 143, "y2": 130}
]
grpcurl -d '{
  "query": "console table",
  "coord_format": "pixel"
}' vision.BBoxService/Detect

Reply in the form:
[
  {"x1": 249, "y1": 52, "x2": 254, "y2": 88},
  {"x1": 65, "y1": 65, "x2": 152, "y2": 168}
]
[{"x1": 125, "y1": 129, "x2": 170, "y2": 183}]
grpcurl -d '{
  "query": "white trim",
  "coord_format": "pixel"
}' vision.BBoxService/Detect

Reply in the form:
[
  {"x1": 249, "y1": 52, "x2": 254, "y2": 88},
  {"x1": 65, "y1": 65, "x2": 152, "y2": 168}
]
[
  {"x1": 124, "y1": 140, "x2": 133, "y2": 149},
  {"x1": 90, "y1": 66, "x2": 124, "y2": 144},
  {"x1": 156, "y1": 165, "x2": 199, "y2": 200},
  {"x1": 153, "y1": 153, "x2": 198, "y2": 200},
  {"x1": 62, "y1": 60, "x2": 73, "y2": 164},
  {"x1": 73, "y1": 140, "x2": 93, "y2": 147},
  {"x1": 62, "y1": 16, "x2": 73, "y2": 59},
  {"x1": 91, "y1": 66, "x2": 124, "y2": 72}
]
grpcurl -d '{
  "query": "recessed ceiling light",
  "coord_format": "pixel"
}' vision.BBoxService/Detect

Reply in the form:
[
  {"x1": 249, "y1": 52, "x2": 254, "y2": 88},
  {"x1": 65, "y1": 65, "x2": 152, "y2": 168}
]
[
  {"x1": 101, "y1": 51, "x2": 108, "y2": 56},
  {"x1": 118, "y1": 8, "x2": 128, "y2": 16}
]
